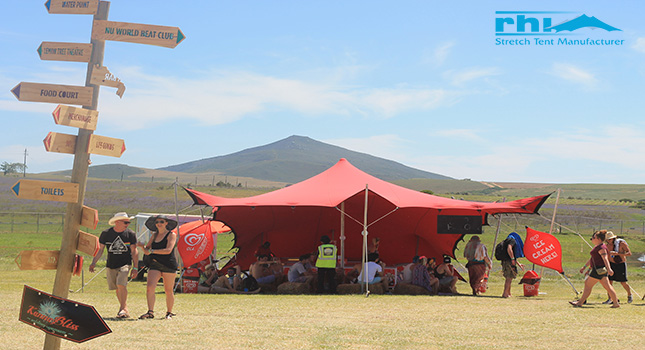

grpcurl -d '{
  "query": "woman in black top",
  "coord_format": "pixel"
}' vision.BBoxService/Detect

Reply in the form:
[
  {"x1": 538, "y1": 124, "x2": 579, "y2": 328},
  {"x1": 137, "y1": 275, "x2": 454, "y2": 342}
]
[{"x1": 138, "y1": 215, "x2": 179, "y2": 319}]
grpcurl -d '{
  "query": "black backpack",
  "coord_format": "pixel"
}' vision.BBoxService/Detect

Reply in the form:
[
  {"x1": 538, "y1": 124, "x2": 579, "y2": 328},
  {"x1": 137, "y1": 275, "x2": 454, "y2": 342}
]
[
  {"x1": 494, "y1": 239, "x2": 511, "y2": 261},
  {"x1": 241, "y1": 272, "x2": 259, "y2": 292}
]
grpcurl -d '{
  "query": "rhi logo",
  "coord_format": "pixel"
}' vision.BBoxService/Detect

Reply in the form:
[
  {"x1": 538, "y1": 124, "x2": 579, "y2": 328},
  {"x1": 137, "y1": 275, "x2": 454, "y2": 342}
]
[{"x1": 496, "y1": 11, "x2": 621, "y2": 35}]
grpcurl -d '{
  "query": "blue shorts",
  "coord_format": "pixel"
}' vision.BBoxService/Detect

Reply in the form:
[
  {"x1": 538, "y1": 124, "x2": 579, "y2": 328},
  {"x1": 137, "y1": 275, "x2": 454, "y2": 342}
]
[{"x1": 369, "y1": 276, "x2": 382, "y2": 284}]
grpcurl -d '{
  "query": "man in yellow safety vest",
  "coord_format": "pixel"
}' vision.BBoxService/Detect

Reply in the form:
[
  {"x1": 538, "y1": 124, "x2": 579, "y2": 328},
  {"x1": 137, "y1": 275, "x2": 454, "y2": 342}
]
[{"x1": 315, "y1": 235, "x2": 337, "y2": 294}]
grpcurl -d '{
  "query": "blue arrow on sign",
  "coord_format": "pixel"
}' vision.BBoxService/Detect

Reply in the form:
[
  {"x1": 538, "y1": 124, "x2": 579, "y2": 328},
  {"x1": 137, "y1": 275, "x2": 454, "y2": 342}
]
[
  {"x1": 44, "y1": 0, "x2": 51, "y2": 11},
  {"x1": 177, "y1": 29, "x2": 186, "y2": 45},
  {"x1": 11, "y1": 84, "x2": 21, "y2": 99},
  {"x1": 12, "y1": 182, "x2": 20, "y2": 196}
]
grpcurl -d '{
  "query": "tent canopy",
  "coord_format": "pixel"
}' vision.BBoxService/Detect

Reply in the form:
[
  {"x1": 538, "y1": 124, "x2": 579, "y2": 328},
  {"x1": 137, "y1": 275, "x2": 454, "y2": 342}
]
[{"x1": 185, "y1": 158, "x2": 549, "y2": 269}]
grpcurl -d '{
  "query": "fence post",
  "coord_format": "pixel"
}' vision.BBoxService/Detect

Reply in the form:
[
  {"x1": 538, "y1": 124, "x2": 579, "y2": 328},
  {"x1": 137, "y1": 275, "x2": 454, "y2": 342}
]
[
  {"x1": 11, "y1": 213, "x2": 14, "y2": 233},
  {"x1": 37, "y1": 213, "x2": 40, "y2": 233}
]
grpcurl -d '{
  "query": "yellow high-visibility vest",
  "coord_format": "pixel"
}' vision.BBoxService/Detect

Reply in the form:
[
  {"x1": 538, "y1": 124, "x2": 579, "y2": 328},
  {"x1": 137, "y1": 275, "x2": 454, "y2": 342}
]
[{"x1": 315, "y1": 244, "x2": 337, "y2": 268}]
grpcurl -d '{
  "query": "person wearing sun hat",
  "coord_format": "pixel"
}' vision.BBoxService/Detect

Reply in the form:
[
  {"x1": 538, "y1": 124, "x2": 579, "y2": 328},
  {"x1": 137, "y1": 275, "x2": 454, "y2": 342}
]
[
  {"x1": 137, "y1": 215, "x2": 179, "y2": 320},
  {"x1": 602, "y1": 231, "x2": 633, "y2": 304},
  {"x1": 89, "y1": 212, "x2": 139, "y2": 319}
]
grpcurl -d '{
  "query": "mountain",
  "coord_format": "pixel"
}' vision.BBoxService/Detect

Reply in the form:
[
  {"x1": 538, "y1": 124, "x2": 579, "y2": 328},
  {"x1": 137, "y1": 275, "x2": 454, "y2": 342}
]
[{"x1": 159, "y1": 135, "x2": 452, "y2": 183}]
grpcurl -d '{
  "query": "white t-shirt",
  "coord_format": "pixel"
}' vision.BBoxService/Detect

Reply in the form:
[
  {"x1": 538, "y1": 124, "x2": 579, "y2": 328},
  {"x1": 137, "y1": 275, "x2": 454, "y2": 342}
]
[
  {"x1": 402, "y1": 263, "x2": 414, "y2": 283},
  {"x1": 358, "y1": 262, "x2": 382, "y2": 283}
]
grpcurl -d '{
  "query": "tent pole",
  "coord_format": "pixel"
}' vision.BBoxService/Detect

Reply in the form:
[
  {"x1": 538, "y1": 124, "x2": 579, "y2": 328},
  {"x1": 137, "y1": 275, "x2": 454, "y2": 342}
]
[
  {"x1": 173, "y1": 178, "x2": 183, "y2": 292},
  {"x1": 540, "y1": 189, "x2": 561, "y2": 275},
  {"x1": 362, "y1": 185, "x2": 369, "y2": 296},
  {"x1": 340, "y1": 201, "x2": 345, "y2": 269},
  {"x1": 490, "y1": 198, "x2": 506, "y2": 269}
]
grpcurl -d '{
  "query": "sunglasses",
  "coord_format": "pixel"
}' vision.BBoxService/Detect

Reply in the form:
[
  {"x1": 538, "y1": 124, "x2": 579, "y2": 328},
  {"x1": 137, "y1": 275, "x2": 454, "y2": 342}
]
[
  {"x1": 155, "y1": 220, "x2": 167, "y2": 224},
  {"x1": 122, "y1": 221, "x2": 131, "y2": 225}
]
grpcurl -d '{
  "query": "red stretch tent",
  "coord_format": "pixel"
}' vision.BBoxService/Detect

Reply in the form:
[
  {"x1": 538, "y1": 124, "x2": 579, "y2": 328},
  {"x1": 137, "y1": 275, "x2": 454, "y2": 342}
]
[{"x1": 185, "y1": 158, "x2": 549, "y2": 269}]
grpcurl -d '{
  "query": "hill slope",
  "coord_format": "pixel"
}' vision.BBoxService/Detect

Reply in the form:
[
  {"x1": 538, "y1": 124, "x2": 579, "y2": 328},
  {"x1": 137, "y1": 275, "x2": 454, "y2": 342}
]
[{"x1": 159, "y1": 135, "x2": 451, "y2": 183}]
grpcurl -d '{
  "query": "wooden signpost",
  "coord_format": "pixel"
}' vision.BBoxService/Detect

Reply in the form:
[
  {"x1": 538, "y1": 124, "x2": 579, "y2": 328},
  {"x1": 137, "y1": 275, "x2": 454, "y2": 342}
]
[
  {"x1": 38, "y1": 42, "x2": 93, "y2": 62},
  {"x1": 43, "y1": 132, "x2": 77, "y2": 155},
  {"x1": 92, "y1": 20, "x2": 185, "y2": 48},
  {"x1": 87, "y1": 134, "x2": 126, "y2": 157},
  {"x1": 11, "y1": 179, "x2": 79, "y2": 203},
  {"x1": 77, "y1": 230, "x2": 100, "y2": 256},
  {"x1": 80, "y1": 206, "x2": 99, "y2": 230},
  {"x1": 44, "y1": 0, "x2": 99, "y2": 15},
  {"x1": 15, "y1": 250, "x2": 60, "y2": 270},
  {"x1": 52, "y1": 104, "x2": 98, "y2": 130},
  {"x1": 10, "y1": 2, "x2": 184, "y2": 348},
  {"x1": 11, "y1": 82, "x2": 94, "y2": 106}
]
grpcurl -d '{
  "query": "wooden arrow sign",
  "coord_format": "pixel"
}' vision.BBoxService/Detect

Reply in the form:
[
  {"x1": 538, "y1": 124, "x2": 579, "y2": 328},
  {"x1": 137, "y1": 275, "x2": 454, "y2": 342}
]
[
  {"x1": 43, "y1": 131, "x2": 76, "y2": 155},
  {"x1": 44, "y1": 0, "x2": 99, "y2": 15},
  {"x1": 38, "y1": 42, "x2": 92, "y2": 62},
  {"x1": 80, "y1": 206, "x2": 99, "y2": 230},
  {"x1": 87, "y1": 134, "x2": 126, "y2": 157},
  {"x1": 15, "y1": 250, "x2": 60, "y2": 270},
  {"x1": 90, "y1": 64, "x2": 125, "y2": 97},
  {"x1": 11, "y1": 82, "x2": 94, "y2": 106},
  {"x1": 52, "y1": 104, "x2": 98, "y2": 130},
  {"x1": 77, "y1": 230, "x2": 99, "y2": 256},
  {"x1": 11, "y1": 179, "x2": 79, "y2": 203},
  {"x1": 92, "y1": 20, "x2": 186, "y2": 48}
]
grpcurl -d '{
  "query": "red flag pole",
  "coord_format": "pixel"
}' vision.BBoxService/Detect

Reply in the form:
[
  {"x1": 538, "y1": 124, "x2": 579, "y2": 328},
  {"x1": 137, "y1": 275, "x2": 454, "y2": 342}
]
[{"x1": 540, "y1": 189, "x2": 561, "y2": 276}]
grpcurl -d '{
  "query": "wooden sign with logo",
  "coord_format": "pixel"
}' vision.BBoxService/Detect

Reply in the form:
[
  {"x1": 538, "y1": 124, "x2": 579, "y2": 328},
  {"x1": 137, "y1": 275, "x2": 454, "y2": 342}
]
[
  {"x1": 52, "y1": 104, "x2": 98, "y2": 130},
  {"x1": 15, "y1": 250, "x2": 60, "y2": 270},
  {"x1": 38, "y1": 42, "x2": 93, "y2": 62},
  {"x1": 92, "y1": 20, "x2": 186, "y2": 48},
  {"x1": 11, "y1": 82, "x2": 94, "y2": 106},
  {"x1": 80, "y1": 206, "x2": 99, "y2": 230},
  {"x1": 44, "y1": 0, "x2": 99, "y2": 15},
  {"x1": 11, "y1": 179, "x2": 79, "y2": 203},
  {"x1": 43, "y1": 131, "x2": 77, "y2": 155},
  {"x1": 87, "y1": 134, "x2": 126, "y2": 157},
  {"x1": 77, "y1": 230, "x2": 100, "y2": 256},
  {"x1": 19, "y1": 285, "x2": 112, "y2": 343}
]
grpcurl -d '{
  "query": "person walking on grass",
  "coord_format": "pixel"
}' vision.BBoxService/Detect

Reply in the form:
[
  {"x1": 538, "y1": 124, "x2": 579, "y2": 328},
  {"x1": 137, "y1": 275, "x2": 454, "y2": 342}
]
[
  {"x1": 570, "y1": 230, "x2": 619, "y2": 308},
  {"x1": 89, "y1": 212, "x2": 139, "y2": 319},
  {"x1": 603, "y1": 231, "x2": 633, "y2": 304},
  {"x1": 138, "y1": 215, "x2": 179, "y2": 320}
]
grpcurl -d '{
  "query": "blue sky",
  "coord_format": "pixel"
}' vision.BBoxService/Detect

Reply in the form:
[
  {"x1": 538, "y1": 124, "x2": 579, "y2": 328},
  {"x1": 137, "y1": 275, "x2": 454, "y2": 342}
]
[{"x1": 1, "y1": 1, "x2": 645, "y2": 184}]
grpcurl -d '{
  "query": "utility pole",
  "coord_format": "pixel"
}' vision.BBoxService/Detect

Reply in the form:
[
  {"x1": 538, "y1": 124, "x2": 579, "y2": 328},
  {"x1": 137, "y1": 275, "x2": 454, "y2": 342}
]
[{"x1": 23, "y1": 148, "x2": 27, "y2": 177}]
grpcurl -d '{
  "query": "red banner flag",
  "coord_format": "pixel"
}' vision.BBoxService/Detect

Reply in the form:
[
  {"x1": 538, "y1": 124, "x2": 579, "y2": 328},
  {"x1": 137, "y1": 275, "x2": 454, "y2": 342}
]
[
  {"x1": 524, "y1": 227, "x2": 563, "y2": 273},
  {"x1": 177, "y1": 220, "x2": 229, "y2": 268}
]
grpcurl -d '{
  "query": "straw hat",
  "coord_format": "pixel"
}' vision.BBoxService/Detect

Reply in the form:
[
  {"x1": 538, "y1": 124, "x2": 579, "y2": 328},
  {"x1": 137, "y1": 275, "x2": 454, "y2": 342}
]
[
  {"x1": 108, "y1": 212, "x2": 134, "y2": 226},
  {"x1": 605, "y1": 231, "x2": 617, "y2": 240}
]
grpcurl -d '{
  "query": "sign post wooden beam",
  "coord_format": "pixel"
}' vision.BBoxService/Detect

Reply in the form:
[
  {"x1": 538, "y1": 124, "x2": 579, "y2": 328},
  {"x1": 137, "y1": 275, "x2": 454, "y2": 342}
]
[{"x1": 44, "y1": 2, "x2": 108, "y2": 350}]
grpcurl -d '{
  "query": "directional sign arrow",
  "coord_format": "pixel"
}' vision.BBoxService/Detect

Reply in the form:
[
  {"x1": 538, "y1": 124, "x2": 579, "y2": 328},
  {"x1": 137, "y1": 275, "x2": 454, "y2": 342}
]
[
  {"x1": 15, "y1": 250, "x2": 60, "y2": 270},
  {"x1": 43, "y1": 131, "x2": 77, "y2": 155},
  {"x1": 44, "y1": 0, "x2": 99, "y2": 15},
  {"x1": 20, "y1": 285, "x2": 112, "y2": 343},
  {"x1": 11, "y1": 179, "x2": 79, "y2": 203},
  {"x1": 11, "y1": 82, "x2": 94, "y2": 106},
  {"x1": 77, "y1": 230, "x2": 99, "y2": 256},
  {"x1": 92, "y1": 20, "x2": 186, "y2": 48},
  {"x1": 87, "y1": 134, "x2": 126, "y2": 158},
  {"x1": 52, "y1": 105, "x2": 98, "y2": 130},
  {"x1": 80, "y1": 206, "x2": 99, "y2": 230},
  {"x1": 38, "y1": 42, "x2": 93, "y2": 62}
]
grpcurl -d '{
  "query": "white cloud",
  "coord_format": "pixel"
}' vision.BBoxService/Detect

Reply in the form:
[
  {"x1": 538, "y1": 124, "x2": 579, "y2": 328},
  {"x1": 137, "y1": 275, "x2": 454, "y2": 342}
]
[
  {"x1": 632, "y1": 37, "x2": 645, "y2": 53},
  {"x1": 434, "y1": 129, "x2": 484, "y2": 142},
  {"x1": 443, "y1": 67, "x2": 502, "y2": 87},
  {"x1": 423, "y1": 42, "x2": 455, "y2": 67},
  {"x1": 550, "y1": 63, "x2": 597, "y2": 88}
]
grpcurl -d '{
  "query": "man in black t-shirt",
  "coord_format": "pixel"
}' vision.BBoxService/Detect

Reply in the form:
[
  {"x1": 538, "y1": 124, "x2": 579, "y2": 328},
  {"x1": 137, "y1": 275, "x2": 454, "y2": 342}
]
[{"x1": 89, "y1": 212, "x2": 139, "y2": 318}]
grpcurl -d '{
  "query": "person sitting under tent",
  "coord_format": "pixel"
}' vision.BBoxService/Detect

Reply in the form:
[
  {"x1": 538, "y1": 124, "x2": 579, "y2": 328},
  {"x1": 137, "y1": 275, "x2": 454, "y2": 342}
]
[
  {"x1": 435, "y1": 256, "x2": 458, "y2": 294},
  {"x1": 255, "y1": 241, "x2": 275, "y2": 259},
  {"x1": 401, "y1": 256, "x2": 417, "y2": 284},
  {"x1": 412, "y1": 256, "x2": 439, "y2": 294},
  {"x1": 250, "y1": 254, "x2": 284, "y2": 285},
  {"x1": 288, "y1": 254, "x2": 316, "y2": 285},
  {"x1": 198, "y1": 265, "x2": 259, "y2": 294},
  {"x1": 357, "y1": 253, "x2": 391, "y2": 291}
]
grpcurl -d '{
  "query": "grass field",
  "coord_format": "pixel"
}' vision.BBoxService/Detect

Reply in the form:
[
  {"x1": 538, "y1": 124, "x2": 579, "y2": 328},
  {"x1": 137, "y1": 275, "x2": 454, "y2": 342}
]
[{"x1": 1, "y1": 229, "x2": 644, "y2": 349}]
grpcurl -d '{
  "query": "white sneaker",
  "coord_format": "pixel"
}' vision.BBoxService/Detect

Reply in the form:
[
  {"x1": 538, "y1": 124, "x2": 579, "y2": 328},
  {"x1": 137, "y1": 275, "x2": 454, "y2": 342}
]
[
  {"x1": 628, "y1": 295, "x2": 633, "y2": 304},
  {"x1": 601, "y1": 298, "x2": 612, "y2": 304}
]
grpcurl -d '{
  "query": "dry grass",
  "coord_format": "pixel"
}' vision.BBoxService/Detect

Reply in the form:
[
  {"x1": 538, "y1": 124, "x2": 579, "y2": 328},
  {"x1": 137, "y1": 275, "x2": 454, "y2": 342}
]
[{"x1": 1, "y1": 268, "x2": 644, "y2": 350}]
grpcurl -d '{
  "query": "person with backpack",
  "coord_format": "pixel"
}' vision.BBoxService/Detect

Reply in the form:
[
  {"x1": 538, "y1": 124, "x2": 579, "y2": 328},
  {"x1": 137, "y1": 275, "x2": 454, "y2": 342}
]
[{"x1": 497, "y1": 237, "x2": 524, "y2": 298}]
